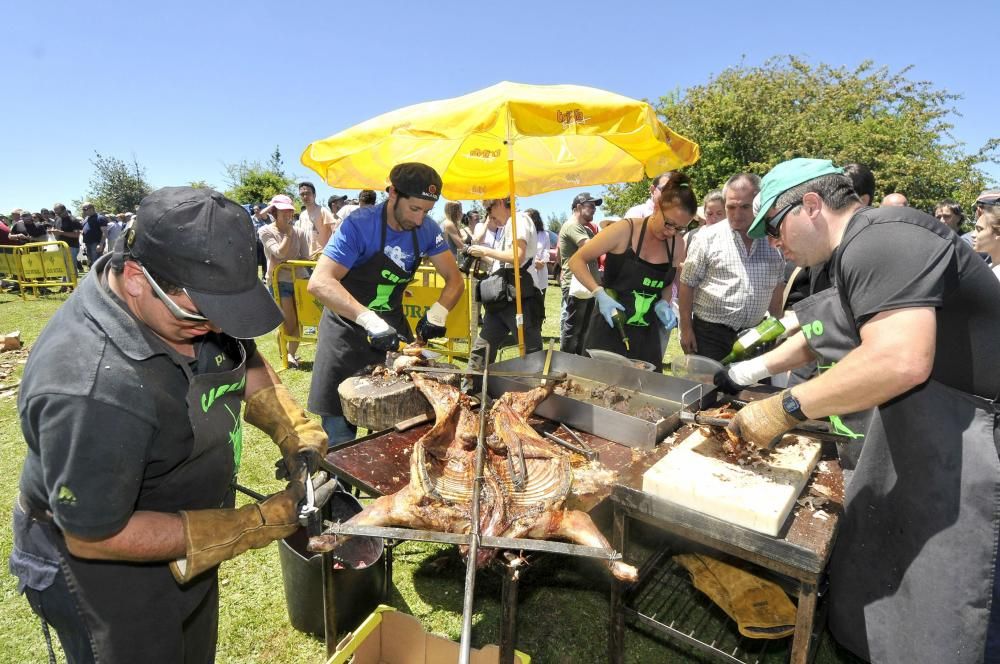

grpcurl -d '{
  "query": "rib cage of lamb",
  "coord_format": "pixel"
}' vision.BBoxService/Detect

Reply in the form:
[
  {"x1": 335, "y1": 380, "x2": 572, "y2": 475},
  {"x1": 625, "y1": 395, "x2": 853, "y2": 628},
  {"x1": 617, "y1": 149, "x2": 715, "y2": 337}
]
[{"x1": 308, "y1": 372, "x2": 638, "y2": 582}]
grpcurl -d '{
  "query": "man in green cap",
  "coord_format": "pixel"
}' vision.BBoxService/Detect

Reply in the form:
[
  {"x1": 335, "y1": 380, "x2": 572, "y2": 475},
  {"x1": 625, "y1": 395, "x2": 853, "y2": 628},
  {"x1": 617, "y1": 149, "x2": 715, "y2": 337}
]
[{"x1": 719, "y1": 158, "x2": 1000, "y2": 663}]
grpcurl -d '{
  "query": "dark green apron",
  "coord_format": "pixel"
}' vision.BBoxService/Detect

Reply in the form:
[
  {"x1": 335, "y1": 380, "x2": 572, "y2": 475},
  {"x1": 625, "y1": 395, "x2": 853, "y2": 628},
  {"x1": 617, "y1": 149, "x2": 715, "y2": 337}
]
[
  {"x1": 803, "y1": 219, "x2": 1000, "y2": 663},
  {"x1": 12, "y1": 337, "x2": 248, "y2": 663},
  {"x1": 584, "y1": 217, "x2": 676, "y2": 370},
  {"x1": 308, "y1": 206, "x2": 418, "y2": 416}
]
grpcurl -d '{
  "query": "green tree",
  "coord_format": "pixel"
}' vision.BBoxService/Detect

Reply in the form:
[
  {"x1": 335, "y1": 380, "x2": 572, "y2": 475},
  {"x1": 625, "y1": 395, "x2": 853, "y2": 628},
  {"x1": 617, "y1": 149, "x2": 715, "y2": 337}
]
[
  {"x1": 603, "y1": 57, "x2": 998, "y2": 216},
  {"x1": 83, "y1": 152, "x2": 153, "y2": 213},
  {"x1": 223, "y1": 157, "x2": 295, "y2": 206},
  {"x1": 545, "y1": 212, "x2": 566, "y2": 233},
  {"x1": 188, "y1": 180, "x2": 213, "y2": 189}
]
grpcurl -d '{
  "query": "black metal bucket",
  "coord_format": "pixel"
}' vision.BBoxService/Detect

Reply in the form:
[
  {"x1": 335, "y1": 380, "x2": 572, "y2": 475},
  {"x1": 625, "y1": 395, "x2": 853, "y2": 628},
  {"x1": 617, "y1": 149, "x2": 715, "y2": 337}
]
[{"x1": 278, "y1": 490, "x2": 385, "y2": 637}]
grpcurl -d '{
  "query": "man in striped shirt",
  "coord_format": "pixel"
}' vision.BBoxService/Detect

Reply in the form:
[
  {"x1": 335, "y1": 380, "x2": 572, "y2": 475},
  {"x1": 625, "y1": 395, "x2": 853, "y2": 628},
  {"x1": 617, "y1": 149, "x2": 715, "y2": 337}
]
[{"x1": 678, "y1": 173, "x2": 785, "y2": 361}]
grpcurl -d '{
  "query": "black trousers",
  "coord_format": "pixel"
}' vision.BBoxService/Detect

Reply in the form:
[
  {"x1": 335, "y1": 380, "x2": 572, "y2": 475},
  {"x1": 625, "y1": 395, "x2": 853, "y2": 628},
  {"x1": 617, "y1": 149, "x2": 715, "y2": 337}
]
[
  {"x1": 559, "y1": 288, "x2": 593, "y2": 356},
  {"x1": 469, "y1": 296, "x2": 543, "y2": 370},
  {"x1": 692, "y1": 316, "x2": 739, "y2": 362}
]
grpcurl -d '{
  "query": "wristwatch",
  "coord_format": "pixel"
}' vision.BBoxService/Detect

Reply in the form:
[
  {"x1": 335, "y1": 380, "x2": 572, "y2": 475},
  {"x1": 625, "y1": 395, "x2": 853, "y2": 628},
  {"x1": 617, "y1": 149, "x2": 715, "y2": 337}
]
[{"x1": 781, "y1": 390, "x2": 808, "y2": 421}]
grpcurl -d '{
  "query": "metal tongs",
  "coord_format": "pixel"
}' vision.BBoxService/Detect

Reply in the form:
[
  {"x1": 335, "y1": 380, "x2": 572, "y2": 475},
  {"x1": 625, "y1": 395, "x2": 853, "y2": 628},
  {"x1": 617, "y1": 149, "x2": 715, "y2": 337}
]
[
  {"x1": 542, "y1": 424, "x2": 598, "y2": 461},
  {"x1": 679, "y1": 410, "x2": 849, "y2": 444}
]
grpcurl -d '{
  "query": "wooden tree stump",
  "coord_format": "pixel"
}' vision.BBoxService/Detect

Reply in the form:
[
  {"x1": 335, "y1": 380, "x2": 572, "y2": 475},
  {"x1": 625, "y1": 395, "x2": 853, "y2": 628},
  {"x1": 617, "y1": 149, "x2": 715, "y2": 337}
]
[{"x1": 338, "y1": 367, "x2": 460, "y2": 431}]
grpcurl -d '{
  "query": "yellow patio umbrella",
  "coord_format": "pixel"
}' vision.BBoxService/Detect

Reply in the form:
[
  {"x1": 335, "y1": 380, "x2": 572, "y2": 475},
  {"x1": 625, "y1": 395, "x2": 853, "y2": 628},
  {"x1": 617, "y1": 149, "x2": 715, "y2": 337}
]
[{"x1": 301, "y1": 81, "x2": 700, "y2": 355}]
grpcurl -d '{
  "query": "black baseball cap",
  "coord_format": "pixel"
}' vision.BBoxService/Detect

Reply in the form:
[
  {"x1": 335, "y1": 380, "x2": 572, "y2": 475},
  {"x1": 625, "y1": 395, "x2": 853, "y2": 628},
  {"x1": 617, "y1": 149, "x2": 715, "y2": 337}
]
[
  {"x1": 122, "y1": 186, "x2": 283, "y2": 338},
  {"x1": 571, "y1": 192, "x2": 603, "y2": 210},
  {"x1": 328, "y1": 194, "x2": 348, "y2": 204},
  {"x1": 388, "y1": 162, "x2": 442, "y2": 201}
]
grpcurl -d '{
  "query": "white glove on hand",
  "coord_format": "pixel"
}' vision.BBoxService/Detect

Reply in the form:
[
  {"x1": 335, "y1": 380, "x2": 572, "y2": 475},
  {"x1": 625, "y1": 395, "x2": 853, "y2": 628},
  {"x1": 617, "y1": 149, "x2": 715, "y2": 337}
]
[
  {"x1": 727, "y1": 356, "x2": 771, "y2": 386},
  {"x1": 426, "y1": 302, "x2": 449, "y2": 327},
  {"x1": 355, "y1": 310, "x2": 390, "y2": 335}
]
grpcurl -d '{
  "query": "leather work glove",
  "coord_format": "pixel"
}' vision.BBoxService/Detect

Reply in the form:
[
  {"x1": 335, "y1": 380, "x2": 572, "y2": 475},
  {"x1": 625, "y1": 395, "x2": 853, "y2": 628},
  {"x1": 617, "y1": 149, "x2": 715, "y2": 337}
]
[
  {"x1": 356, "y1": 310, "x2": 400, "y2": 353},
  {"x1": 713, "y1": 356, "x2": 771, "y2": 395},
  {"x1": 726, "y1": 391, "x2": 800, "y2": 450},
  {"x1": 592, "y1": 287, "x2": 625, "y2": 327},
  {"x1": 415, "y1": 301, "x2": 449, "y2": 342},
  {"x1": 170, "y1": 480, "x2": 305, "y2": 583},
  {"x1": 674, "y1": 553, "x2": 796, "y2": 639},
  {"x1": 654, "y1": 300, "x2": 678, "y2": 332},
  {"x1": 244, "y1": 384, "x2": 327, "y2": 479}
]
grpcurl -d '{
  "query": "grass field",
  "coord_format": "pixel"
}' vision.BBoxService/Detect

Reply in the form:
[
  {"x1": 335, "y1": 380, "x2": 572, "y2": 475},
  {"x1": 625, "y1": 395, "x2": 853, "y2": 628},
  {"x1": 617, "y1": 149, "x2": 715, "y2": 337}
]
[{"x1": 0, "y1": 282, "x2": 862, "y2": 663}]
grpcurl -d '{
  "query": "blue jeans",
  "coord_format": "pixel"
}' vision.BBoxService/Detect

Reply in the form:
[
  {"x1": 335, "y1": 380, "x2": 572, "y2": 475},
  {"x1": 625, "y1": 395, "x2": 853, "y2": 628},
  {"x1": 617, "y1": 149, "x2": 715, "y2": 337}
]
[
  {"x1": 84, "y1": 242, "x2": 102, "y2": 269},
  {"x1": 322, "y1": 416, "x2": 357, "y2": 448}
]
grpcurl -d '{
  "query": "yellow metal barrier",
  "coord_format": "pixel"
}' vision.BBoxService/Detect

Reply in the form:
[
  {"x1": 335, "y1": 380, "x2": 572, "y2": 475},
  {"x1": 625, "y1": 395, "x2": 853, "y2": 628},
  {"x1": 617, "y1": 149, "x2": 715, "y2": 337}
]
[
  {"x1": 1, "y1": 241, "x2": 77, "y2": 299},
  {"x1": 269, "y1": 260, "x2": 473, "y2": 369}
]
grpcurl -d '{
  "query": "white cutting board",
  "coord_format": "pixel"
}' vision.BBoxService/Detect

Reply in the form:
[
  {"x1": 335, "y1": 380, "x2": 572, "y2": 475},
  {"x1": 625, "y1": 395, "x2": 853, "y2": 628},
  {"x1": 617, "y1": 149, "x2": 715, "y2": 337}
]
[{"x1": 642, "y1": 429, "x2": 821, "y2": 536}]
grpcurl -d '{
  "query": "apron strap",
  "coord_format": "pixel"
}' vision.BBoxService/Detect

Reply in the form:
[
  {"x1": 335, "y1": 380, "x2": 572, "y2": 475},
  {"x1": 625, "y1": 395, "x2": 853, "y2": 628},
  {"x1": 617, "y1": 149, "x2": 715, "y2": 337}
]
[
  {"x1": 782, "y1": 266, "x2": 803, "y2": 311},
  {"x1": 635, "y1": 217, "x2": 646, "y2": 253}
]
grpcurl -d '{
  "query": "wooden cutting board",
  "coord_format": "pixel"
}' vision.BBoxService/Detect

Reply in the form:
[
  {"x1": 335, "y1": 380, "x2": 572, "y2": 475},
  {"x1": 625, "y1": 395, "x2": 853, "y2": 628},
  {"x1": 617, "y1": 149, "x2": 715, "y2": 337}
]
[{"x1": 642, "y1": 428, "x2": 821, "y2": 536}]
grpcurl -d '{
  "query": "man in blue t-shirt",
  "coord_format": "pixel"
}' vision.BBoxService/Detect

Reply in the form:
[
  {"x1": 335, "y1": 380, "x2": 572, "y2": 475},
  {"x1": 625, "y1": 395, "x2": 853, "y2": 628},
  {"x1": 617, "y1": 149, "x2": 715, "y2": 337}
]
[
  {"x1": 306, "y1": 162, "x2": 465, "y2": 444},
  {"x1": 80, "y1": 202, "x2": 109, "y2": 269}
]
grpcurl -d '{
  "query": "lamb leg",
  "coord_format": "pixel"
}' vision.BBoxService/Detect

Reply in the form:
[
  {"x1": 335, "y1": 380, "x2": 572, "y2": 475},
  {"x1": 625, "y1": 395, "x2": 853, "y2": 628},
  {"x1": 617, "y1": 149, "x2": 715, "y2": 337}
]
[{"x1": 522, "y1": 509, "x2": 638, "y2": 583}]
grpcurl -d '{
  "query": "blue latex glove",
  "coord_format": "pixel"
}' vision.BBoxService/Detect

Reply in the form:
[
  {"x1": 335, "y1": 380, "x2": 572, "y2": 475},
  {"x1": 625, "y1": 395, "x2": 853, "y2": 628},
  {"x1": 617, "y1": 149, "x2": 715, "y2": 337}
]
[
  {"x1": 594, "y1": 288, "x2": 625, "y2": 327},
  {"x1": 654, "y1": 300, "x2": 678, "y2": 332}
]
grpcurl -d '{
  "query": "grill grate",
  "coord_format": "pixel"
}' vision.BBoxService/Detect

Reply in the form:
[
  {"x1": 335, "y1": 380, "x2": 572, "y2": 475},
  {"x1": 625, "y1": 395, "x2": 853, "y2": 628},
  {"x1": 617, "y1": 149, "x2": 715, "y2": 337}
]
[{"x1": 623, "y1": 549, "x2": 791, "y2": 664}]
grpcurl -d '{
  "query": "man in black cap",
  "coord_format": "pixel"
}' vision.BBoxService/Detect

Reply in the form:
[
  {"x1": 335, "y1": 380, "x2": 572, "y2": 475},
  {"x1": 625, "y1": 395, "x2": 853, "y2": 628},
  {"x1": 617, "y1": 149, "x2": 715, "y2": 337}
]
[
  {"x1": 307, "y1": 162, "x2": 464, "y2": 444},
  {"x1": 9, "y1": 186, "x2": 328, "y2": 662},
  {"x1": 557, "y1": 192, "x2": 602, "y2": 355}
]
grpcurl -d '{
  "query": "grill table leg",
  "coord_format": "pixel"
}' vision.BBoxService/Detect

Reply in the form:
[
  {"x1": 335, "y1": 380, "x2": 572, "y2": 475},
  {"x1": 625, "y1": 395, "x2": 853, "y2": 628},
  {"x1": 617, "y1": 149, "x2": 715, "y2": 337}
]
[
  {"x1": 609, "y1": 506, "x2": 628, "y2": 663},
  {"x1": 791, "y1": 580, "x2": 818, "y2": 664},
  {"x1": 500, "y1": 559, "x2": 522, "y2": 664}
]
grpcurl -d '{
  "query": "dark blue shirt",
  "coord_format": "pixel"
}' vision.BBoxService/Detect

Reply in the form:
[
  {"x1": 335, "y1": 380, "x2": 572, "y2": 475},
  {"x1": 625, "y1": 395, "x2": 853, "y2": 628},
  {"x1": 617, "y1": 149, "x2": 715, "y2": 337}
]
[
  {"x1": 81, "y1": 214, "x2": 109, "y2": 243},
  {"x1": 323, "y1": 201, "x2": 447, "y2": 272}
]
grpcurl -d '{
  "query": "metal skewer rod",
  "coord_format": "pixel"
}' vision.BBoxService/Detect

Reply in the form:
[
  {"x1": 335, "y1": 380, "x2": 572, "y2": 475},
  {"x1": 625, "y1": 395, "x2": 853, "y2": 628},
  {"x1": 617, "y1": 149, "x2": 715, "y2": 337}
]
[{"x1": 459, "y1": 344, "x2": 491, "y2": 664}]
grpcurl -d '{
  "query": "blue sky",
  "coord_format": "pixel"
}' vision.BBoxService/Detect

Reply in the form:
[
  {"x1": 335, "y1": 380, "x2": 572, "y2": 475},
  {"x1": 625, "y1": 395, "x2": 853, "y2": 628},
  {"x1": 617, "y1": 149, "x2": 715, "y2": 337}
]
[{"x1": 3, "y1": 0, "x2": 997, "y2": 224}]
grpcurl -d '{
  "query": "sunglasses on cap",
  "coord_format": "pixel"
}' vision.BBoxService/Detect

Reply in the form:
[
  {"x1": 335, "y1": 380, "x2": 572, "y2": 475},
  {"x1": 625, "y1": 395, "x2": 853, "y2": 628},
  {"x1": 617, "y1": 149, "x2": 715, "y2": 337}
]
[
  {"x1": 139, "y1": 264, "x2": 210, "y2": 323},
  {"x1": 765, "y1": 199, "x2": 803, "y2": 238}
]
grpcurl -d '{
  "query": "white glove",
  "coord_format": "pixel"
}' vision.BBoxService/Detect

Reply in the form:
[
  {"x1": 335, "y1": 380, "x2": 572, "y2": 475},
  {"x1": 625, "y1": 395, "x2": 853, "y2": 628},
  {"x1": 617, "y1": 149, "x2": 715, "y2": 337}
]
[
  {"x1": 355, "y1": 310, "x2": 390, "y2": 335},
  {"x1": 727, "y1": 356, "x2": 771, "y2": 386},
  {"x1": 426, "y1": 302, "x2": 448, "y2": 327}
]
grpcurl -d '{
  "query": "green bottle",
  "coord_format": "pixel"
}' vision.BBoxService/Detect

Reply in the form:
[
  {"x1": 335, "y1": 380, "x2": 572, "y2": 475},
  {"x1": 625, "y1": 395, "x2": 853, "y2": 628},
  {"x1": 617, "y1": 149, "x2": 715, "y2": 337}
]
[
  {"x1": 721, "y1": 315, "x2": 785, "y2": 364},
  {"x1": 605, "y1": 288, "x2": 630, "y2": 352}
]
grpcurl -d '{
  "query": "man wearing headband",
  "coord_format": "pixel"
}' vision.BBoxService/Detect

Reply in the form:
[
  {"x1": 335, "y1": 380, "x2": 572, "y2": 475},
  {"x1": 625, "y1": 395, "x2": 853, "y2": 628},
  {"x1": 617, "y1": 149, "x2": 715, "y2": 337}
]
[
  {"x1": 719, "y1": 158, "x2": 1000, "y2": 663},
  {"x1": 307, "y1": 162, "x2": 464, "y2": 445},
  {"x1": 10, "y1": 187, "x2": 328, "y2": 661}
]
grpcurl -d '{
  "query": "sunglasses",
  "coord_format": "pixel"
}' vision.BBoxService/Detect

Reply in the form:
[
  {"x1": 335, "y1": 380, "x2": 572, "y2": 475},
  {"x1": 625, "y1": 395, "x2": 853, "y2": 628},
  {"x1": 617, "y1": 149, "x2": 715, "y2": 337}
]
[
  {"x1": 765, "y1": 199, "x2": 802, "y2": 238},
  {"x1": 139, "y1": 265, "x2": 210, "y2": 323}
]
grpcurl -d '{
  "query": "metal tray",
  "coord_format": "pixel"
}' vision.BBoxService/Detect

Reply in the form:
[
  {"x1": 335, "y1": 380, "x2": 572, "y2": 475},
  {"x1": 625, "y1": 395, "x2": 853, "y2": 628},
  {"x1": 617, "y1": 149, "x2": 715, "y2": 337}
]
[{"x1": 488, "y1": 351, "x2": 716, "y2": 450}]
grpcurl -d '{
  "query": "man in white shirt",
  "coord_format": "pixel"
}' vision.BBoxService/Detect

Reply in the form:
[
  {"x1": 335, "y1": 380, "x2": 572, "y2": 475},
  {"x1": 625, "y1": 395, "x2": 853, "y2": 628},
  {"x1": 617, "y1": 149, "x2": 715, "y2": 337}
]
[
  {"x1": 299, "y1": 182, "x2": 337, "y2": 255},
  {"x1": 678, "y1": 173, "x2": 785, "y2": 361}
]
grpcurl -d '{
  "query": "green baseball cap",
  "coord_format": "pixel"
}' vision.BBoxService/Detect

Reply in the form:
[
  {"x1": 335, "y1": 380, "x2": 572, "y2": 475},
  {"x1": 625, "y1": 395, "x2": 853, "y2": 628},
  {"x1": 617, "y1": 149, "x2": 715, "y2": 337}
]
[{"x1": 748, "y1": 158, "x2": 844, "y2": 239}]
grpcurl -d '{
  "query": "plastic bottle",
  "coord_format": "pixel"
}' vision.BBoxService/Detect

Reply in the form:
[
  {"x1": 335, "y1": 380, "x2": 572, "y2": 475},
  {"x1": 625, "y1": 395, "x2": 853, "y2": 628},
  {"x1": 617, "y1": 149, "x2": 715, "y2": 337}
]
[
  {"x1": 605, "y1": 288, "x2": 630, "y2": 352},
  {"x1": 721, "y1": 315, "x2": 785, "y2": 364}
]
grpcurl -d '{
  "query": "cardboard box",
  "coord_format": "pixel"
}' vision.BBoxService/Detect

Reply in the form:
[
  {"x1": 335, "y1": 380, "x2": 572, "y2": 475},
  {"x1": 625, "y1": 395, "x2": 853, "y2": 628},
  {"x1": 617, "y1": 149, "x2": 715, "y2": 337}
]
[{"x1": 327, "y1": 605, "x2": 530, "y2": 664}]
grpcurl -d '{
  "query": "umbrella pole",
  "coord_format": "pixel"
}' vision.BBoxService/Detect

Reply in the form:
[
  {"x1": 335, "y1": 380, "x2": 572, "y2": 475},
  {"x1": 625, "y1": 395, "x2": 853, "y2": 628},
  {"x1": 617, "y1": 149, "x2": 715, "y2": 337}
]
[{"x1": 506, "y1": 138, "x2": 526, "y2": 357}]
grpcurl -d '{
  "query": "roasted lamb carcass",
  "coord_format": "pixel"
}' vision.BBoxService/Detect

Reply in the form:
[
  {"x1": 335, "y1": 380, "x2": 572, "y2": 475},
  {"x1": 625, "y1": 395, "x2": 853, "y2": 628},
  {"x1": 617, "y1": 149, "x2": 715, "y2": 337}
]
[{"x1": 309, "y1": 373, "x2": 638, "y2": 582}]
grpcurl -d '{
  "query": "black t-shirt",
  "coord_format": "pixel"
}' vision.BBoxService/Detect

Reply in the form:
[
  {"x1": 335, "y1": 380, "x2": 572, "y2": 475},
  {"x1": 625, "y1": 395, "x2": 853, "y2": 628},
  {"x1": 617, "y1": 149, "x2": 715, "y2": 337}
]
[
  {"x1": 57, "y1": 214, "x2": 82, "y2": 247},
  {"x1": 17, "y1": 257, "x2": 256, "y2": 538},
  {"x1": 11, "y1": 220, "x2": 48, "y2": 240},
  {"x1": 831, "y1": 206, "x2": 1000, "y2": 399}
]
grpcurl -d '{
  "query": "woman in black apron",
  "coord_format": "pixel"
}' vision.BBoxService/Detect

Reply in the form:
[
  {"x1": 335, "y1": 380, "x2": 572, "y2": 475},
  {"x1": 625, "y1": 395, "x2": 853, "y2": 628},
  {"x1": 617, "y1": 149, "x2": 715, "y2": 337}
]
[
  {"x1": 568, "y1": 173, "x2": 697, "y2": 371},
  {"x1": 793, "y1": 215, "x2": 1000, "y2": 664},
  {"x1": 308, "y1": 205, "x2": 419, "y2": 443}
]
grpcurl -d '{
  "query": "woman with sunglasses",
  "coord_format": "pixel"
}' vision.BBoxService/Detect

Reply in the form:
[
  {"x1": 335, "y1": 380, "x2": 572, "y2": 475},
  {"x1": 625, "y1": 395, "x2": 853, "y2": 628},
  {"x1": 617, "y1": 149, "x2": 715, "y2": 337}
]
[{"x1": 567, "y1": 172, "x2": 697, "y2": 370}]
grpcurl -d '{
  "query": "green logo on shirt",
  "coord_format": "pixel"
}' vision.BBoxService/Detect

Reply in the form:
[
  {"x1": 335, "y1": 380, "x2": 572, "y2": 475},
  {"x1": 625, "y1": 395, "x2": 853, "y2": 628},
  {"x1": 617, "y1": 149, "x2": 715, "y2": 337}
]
[
  {"x1": 224, "y1": 403, "x2": 243, "y2": 474},
  {"x1": 200, "y1": 375, "x2": 246, "y2": 413},
  {"x1": 57, "y1": 485, "x2": 77, "y2": 506}
]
